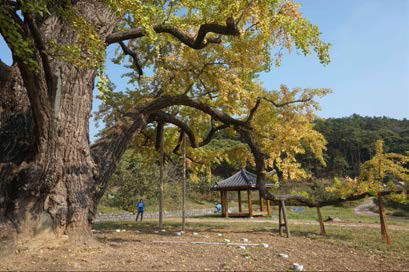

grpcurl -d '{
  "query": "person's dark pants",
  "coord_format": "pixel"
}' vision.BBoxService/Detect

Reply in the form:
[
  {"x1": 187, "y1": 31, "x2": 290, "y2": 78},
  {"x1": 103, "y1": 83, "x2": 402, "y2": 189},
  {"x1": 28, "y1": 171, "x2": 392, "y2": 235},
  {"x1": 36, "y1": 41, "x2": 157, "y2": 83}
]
[{"x1": 136, "y1": 210, "x2": 143, "y2": 221}]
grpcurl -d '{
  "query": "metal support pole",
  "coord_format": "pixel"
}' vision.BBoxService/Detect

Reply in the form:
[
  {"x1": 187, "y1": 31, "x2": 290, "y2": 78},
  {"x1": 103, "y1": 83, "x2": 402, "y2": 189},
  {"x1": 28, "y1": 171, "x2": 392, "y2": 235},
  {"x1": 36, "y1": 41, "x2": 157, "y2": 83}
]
[
  {"x1": 182, "y1": 134, "x2": 186, "y2": 231},
  {"x1": 159, "y1": 125, "x2": 164, "y2": 229}
]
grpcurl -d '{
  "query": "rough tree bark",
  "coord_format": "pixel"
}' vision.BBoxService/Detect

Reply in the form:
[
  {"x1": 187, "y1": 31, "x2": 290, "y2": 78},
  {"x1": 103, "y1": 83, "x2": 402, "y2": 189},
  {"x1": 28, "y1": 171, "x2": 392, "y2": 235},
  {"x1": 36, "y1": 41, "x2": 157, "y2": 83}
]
[{"x1": 0, "y1": 2, "x2": 119, "y2": 240}]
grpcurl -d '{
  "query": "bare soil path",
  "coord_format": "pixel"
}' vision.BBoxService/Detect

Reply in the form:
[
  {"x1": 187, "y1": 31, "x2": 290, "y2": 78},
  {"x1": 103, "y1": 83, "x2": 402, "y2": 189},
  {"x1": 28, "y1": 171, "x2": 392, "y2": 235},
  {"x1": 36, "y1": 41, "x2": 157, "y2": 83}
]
[
  {"x1": 353, "y1": 197, "x2": 378, "y2": 217},
  {"x1": 353, "y1": 197, "x2": 409, "y2": 221},
  {"x1": 1, "y1": 224, "x2": 408, "y2": 271}
]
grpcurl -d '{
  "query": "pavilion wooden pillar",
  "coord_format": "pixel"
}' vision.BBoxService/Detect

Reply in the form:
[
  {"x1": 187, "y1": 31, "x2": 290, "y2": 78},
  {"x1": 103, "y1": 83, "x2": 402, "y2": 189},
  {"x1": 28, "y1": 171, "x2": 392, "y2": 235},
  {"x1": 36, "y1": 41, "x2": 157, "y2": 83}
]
[
  {"x1": 266, "y1": 200, "x2": 271, "y2": 216},
  {"x1": 238, "y1": 191, "x2": 242, "y2": 212},
  {"x1": 220, "y1": 191, "x2": 225, "y2": 217},
  {"x1": 225, "y1": 191, "x2": 229, "y2": 218},
  {"x1": 259, "y1": 191, "x2": 264, "y2": 212},
  {"x1": 247, "y1": 190, "x2": 253, "y2": 217}
]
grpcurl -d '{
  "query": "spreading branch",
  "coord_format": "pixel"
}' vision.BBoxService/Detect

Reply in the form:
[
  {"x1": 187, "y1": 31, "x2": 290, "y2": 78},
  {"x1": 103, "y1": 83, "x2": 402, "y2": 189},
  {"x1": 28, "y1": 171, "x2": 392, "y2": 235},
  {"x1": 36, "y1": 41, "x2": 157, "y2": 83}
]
[
  {"x1": 170, "y1": 132, "x2": 205, "y2": 165},
  {"x1": 94, "y1": 93, "x2": 247, "y2": 181},
  {"x1": 199, "y1": 121, "x2": 229, "y2": 147},
  {"x1": 92, "y1": 93, "x2": 331, "y2": 209},
  {"x1": 262, "y1": 97, "x2": 312, "y2": 108},
  {"x1": 246, "y1": 96, "x2": 312, "y2": 123},
  {"x1": 172, "y1": 130, "x2": 185, "y2": 154},
  {"x1": 246, "y1": 99, "x2": 262, "y2": 123},
  {"x1": 151, "y1": 111, "x2": 198, "y2": 148},
  {"x1": 106, "y1": 17, "x2": 239, "y2": 49},
  {"x1": 148, "y1": 120, "x2": 204, "y2": 165},
  {"x1": 118, "y1": 41, "x2": 143, "y2": 76},
  {"x1": 139, "y1": 94, "x2": 248, "y2": 127},
  {"x1": 151, "y1": 111, "x2": 230, "y2": 151}
]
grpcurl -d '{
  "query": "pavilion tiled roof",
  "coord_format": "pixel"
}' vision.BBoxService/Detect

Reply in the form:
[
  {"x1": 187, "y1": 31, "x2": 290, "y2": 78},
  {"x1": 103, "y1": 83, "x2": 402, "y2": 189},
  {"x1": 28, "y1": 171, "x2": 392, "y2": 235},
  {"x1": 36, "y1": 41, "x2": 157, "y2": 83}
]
[{"x1": 211, "y1": 169, "x2": 274, "y2": 191}]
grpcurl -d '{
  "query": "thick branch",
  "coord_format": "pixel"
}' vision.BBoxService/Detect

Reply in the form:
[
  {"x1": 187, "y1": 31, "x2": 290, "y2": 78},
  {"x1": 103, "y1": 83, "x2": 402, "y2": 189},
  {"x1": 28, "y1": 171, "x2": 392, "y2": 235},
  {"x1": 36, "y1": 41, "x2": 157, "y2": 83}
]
[
  {"x1": 118, "y1": 41, "x2": 143, "y2": 76},
  {"x1": 151, "y1": 111, "x2": 198, "y2": 148},
  {"x1": 246, "y1": 98, "x2": 262, "y2": 123},
  {"x1": 23, "y1": 11, "x2": 55, "y2": 103},
  {"x1": 106, "y1": 17, "x2": 239, "y2": 49},
  {"x1": 106, "y1": 28, "x2": 144, "y2": 44},
  {"x1": 199, "y1": 122, "x2": 229, "y2": 147},
  {"x1": 139, "y1": 94, "x2": 248, "y2": 128},
  {"x1": 0, "y1": 6, "x2": 55, "y2": 156},
  {"x1": 93, "y1": 93, "x2": 245, "y2": 182},
  {"x1": 169, "y1": 133, "x2": 204, "y2": 165},
  {"x1": 151, "y1": 111, "x2": 230, "y2": 150},
  {"x1": 149, "y1": 117, "x2": 204, "y2": 165},
  {"x1": 173, "y1": 131, "x2": 185, "y2": 154}
]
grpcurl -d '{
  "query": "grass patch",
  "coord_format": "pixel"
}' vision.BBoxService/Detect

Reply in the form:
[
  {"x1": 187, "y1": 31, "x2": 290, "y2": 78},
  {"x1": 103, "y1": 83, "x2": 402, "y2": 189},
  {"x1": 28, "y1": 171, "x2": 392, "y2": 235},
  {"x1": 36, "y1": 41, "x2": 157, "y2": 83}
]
[
  {"x1": 97, "y1": 198, "x2": 216, "y2": 214},
  {"x1": 97, "y1": 205, "x2": 128, "y2": 214},
  {"x1": 286, "y1": 224, "x2": 409, "y2": 257},
  {"x1": 191, "y1": 204, "x2": 409, "y2": 226},
  {"x1": 284, "y1": 205, "x2": 370, "y2": 221},
  {"x1": 389, "y1": 209, "x2": 409, "y2": 217},
  {"x1": 273, "y1": 205, "x2": 409, "y2": 226}
]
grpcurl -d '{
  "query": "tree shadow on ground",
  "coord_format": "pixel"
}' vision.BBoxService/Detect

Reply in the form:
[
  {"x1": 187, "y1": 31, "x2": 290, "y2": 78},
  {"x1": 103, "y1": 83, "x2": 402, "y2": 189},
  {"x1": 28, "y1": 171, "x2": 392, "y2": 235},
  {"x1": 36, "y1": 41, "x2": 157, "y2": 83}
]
[
  {"x1": 96, "y1": 237, "x2": 142, "y2": 246},
  {"x1": 92, "y1": 220, "x2": 350, "y2": 242}
]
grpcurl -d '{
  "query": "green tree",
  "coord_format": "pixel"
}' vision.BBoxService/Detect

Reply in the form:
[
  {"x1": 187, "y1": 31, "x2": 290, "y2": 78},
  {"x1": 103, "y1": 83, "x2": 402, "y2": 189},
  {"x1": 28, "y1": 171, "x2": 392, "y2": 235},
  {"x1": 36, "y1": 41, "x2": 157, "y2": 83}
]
[{"x1": 103, "y1": 150, "x2": 183, "y2": 212}]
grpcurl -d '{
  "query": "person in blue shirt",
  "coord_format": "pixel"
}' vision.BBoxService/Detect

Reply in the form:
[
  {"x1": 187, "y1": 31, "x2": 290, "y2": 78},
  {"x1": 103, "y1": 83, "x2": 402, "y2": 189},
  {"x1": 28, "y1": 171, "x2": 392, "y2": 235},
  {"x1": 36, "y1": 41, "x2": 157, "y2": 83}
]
[
  {"x1": 215, "y1": 202, "x2": 222, "y2": 213},
  {"x1": 135, "y1": 198, "x2": 144, "y2": 221}
]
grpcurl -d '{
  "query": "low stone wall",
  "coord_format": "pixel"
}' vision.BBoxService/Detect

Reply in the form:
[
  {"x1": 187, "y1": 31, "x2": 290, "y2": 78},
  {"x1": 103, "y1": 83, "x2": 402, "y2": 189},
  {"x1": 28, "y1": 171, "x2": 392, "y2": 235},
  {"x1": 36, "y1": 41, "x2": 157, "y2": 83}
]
[{"x1": 95, "y1": 208, "x2": 235, "y2": 222}]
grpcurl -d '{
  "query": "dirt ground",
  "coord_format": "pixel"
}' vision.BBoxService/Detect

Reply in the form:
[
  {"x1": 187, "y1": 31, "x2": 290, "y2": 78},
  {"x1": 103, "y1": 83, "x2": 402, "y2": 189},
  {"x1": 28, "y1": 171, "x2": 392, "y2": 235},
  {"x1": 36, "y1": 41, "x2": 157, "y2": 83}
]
[{"x1": 1, "y1": 220, "x2": 408, "y2": 271}]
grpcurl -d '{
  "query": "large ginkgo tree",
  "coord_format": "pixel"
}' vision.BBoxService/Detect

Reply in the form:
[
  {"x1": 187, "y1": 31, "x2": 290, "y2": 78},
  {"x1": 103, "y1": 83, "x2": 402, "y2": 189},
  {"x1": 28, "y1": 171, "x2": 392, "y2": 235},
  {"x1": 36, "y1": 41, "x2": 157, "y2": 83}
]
[{"x1": 0, "y1": 0, "x2": 330, "y2": 241}]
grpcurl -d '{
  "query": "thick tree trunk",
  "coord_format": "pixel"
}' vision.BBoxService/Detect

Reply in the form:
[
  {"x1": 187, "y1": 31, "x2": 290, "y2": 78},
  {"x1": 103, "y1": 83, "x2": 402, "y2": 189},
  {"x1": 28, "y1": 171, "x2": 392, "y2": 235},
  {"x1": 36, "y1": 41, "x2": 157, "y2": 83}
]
[
  {"x1": 0, "y1": 1, "x2": 120, "y2": 242},
  {"x1": 0, "y1": 62, "x2": 98, "y2": 240}
]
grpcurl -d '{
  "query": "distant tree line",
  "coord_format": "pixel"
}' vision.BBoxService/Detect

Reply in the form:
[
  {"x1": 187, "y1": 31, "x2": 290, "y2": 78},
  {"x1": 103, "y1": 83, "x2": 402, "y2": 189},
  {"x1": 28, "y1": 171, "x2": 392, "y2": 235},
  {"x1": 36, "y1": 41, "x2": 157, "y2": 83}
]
[{"x1": 299, "y1": 114, "x2": 409, "y2": 178}]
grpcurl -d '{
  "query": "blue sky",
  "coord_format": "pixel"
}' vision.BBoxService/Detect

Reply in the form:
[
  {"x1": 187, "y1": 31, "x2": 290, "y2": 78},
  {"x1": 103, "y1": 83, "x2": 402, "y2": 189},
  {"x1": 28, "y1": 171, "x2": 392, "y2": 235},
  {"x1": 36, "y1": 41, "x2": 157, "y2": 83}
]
[
  {"x1": 1, "y1": 0, "x2": 408, "y2": 142},
  {"x1": 260, "y1": 0, "x2": 409, "y2": 119}
]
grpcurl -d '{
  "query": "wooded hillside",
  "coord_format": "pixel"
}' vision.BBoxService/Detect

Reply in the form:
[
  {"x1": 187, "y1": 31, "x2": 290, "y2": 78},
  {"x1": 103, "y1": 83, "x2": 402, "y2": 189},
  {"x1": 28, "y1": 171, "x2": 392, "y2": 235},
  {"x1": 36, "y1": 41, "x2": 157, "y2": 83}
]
[{"x1": 300, "y1": 114, "x2": 409, "y2": 178}]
